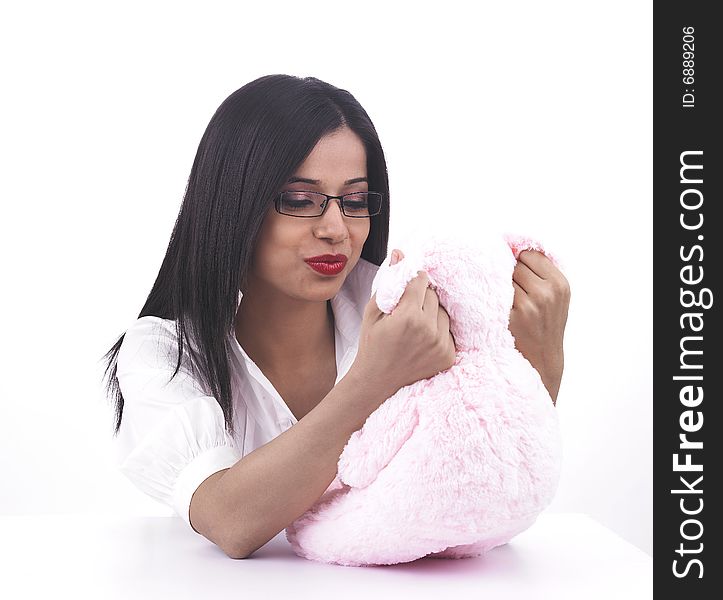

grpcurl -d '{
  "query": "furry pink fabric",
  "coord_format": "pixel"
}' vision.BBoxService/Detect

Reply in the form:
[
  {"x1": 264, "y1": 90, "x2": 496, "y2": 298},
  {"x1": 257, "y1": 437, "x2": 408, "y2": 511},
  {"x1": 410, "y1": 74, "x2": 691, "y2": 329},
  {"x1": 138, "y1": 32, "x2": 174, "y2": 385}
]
[{"x1": 285, "y1": 232, "x2": 564, "y2": 566}]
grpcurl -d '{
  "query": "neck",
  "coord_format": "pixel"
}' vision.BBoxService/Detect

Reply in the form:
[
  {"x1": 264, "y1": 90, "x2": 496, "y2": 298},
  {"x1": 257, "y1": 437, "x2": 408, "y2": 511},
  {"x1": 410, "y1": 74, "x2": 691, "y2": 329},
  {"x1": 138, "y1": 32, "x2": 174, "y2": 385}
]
[{"x1": 234, "y1": 287, "x2": 335, "y2": 372}]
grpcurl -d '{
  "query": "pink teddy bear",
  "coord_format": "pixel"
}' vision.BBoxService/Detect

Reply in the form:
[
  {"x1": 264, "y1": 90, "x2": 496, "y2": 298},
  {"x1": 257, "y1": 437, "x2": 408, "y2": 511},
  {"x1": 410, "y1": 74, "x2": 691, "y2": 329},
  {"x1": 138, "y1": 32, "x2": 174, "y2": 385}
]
[{"x1": 285, "y1": 231, "x2": 564, "y2": 566}]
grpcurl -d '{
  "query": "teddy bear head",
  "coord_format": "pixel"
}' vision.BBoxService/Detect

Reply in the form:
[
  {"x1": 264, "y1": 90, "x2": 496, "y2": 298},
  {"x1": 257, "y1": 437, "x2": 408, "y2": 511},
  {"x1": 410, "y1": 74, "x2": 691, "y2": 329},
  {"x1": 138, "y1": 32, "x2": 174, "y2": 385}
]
[{"x1": 371, "y1": 232, "x2": 521, "y2": 354}]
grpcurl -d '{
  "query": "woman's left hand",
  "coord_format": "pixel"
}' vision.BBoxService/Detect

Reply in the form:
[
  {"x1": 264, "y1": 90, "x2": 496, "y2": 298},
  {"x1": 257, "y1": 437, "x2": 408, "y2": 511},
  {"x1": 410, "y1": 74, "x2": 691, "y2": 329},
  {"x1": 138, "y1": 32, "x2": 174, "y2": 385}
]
[{"x1": 508, "y1": 250, "x2": 571, "y2": 405}]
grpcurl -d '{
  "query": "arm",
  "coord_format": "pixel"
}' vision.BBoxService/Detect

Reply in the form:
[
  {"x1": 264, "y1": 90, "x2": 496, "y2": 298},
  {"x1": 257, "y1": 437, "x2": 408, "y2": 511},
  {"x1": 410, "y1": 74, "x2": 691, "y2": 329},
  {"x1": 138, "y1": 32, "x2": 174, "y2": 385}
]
[{"x1": 190, "y1": 367, "x2": 384, "y2": 559}]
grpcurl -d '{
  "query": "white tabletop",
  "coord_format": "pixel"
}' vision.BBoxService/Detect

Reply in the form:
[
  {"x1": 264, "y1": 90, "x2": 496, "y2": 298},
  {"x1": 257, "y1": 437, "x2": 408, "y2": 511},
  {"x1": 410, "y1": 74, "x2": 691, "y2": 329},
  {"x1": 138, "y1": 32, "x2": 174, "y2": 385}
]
[{"x1": 0, "y1": 512, "x2": 651, "y2": 599}]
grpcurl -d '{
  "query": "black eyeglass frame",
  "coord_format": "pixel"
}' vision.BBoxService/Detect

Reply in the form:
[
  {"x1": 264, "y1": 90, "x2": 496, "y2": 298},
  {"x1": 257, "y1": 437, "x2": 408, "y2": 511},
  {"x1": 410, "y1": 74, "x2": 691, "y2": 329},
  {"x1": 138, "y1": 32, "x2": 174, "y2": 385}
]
[{"x1": 274, "y1": 190, "x2": 384, "y2": 218}]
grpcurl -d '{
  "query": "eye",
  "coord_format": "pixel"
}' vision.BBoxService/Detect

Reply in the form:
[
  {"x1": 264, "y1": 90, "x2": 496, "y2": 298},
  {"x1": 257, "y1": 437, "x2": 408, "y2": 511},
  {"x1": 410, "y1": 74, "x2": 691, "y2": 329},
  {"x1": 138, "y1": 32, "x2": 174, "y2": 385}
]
[{"x1": 284, "y1": 191, "x2": 317, "y2": 201}]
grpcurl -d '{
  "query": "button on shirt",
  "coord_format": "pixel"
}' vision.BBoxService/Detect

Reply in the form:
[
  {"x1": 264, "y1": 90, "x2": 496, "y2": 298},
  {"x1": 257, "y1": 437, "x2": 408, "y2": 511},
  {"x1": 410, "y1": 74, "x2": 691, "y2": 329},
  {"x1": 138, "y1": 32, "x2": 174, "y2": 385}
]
[{"x1": 114, "y1": 257, "x2": 379, "y2": 531}]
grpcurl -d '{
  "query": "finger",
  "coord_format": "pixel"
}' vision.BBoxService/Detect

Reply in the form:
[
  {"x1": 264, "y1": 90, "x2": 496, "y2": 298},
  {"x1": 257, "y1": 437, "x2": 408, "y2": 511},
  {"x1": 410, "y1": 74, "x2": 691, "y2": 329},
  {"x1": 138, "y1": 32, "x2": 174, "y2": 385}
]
[
  {"x1": 436, "y1": 301, "x2": 450, "y2": 337},
  {"x1": 511, "y1": 280, "x2": 528, "y2": 310},
  {"x1": 517, "y1": 250, "x2": 556, "y2": 279},
  {"x1": 398, "y1": 270, "x2": 431, "y2": 311},
  {"x1": 365, "y1": 291, "x2": 384, "y2": 319},
  {"x1": 437, "y1": 306, "x2": 457, "y2": 358},
  {"x1": 422, "y1": 284, "x2": 440, "y2": 324},
  {"x1": 512, "y1": 259, "x2": 542, "y2": 293}
]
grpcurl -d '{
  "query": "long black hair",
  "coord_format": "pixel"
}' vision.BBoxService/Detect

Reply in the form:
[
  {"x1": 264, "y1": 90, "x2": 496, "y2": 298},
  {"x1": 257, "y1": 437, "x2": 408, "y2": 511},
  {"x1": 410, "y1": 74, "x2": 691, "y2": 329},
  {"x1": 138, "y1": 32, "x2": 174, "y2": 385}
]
[{"x1": 101, "y1": 74, "x2": 391, "y2": 438}]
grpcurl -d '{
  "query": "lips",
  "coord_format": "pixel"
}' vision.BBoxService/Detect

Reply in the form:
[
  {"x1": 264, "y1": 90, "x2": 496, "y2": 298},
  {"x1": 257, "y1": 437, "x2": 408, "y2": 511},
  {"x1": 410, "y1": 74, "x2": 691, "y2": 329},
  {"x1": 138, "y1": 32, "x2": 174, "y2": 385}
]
[
  {"x1": 304, "y1": 254, "x2": 348, "y2": 264},
  {"x1": 304, "y1": 254, "x2": 348, "y2": 276}
]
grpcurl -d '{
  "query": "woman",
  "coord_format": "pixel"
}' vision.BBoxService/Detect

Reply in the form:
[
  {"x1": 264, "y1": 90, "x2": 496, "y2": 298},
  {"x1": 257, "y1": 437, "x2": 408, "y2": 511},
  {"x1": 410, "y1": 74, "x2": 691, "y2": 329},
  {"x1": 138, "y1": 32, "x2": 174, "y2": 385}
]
[{"x1": 102, "y1": 74, "x2": 570, "y2": 559}]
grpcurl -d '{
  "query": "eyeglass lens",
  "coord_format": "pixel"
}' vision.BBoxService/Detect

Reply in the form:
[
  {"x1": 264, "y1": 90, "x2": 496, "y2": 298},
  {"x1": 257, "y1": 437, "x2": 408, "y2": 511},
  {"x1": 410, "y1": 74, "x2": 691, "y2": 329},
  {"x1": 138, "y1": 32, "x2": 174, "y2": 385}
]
[{"x1": 279, "y1": 191, "x2": 381, "y2": 217}]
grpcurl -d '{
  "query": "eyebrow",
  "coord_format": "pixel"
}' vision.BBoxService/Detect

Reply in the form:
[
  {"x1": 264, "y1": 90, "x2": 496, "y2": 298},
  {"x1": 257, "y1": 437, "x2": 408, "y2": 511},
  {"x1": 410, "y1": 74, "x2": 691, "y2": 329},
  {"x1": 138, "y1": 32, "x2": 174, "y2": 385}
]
[{"x1": 286, "y1": 176, "x2": 368, "y2": 185}]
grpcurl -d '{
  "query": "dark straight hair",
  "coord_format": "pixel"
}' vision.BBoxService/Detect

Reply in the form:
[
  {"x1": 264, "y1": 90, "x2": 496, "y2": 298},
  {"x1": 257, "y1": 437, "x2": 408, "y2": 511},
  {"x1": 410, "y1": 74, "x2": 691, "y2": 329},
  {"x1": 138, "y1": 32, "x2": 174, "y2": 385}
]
[{"x1": 101, "y1": 74, "x2": 391, "y2": 438}]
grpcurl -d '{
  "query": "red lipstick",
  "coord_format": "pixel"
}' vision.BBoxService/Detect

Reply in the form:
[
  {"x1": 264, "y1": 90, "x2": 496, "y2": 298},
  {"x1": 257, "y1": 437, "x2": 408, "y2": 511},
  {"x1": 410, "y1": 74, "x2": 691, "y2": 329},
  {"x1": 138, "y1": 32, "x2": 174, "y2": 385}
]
[{"x1": 304, "y1": 254, "x2": 348, "y2": 276}]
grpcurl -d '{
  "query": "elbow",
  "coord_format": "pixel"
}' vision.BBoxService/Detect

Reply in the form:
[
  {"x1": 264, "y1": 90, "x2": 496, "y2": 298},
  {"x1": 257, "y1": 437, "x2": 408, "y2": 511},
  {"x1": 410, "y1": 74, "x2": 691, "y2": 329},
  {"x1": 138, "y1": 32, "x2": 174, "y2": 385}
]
[
  {"x1": 217, "y1": 519, "x2": 262, "y2": 559},
  {"x1": 222, "y1": 532, "x2": 269, "y2": 559},
  {"x1": 194, "y1": 526, "x2": 249, "y2": 559},
  {"x1": 191, "y1": 511, "x2": 252, "y2": 559},
  {"x1": 224, "y1": 535, "x2": 265, "y2": 559},
  {"x1": 223, "y1": 543, "x2": 251, "y2": 560},
  {"x1": 189, "y1": 470, "x2": 252, "y2": 559},
  {"x1": 217, "y1": 527, "x2": 254, "y2": 559}
]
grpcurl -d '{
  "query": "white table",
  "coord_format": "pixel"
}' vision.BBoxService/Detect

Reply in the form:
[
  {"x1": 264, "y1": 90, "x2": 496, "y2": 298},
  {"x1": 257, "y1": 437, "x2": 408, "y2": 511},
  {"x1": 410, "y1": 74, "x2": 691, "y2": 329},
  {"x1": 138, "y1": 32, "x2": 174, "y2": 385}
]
[{"x1": 0, "y1": 512, "x2": 651, "y2": 599}]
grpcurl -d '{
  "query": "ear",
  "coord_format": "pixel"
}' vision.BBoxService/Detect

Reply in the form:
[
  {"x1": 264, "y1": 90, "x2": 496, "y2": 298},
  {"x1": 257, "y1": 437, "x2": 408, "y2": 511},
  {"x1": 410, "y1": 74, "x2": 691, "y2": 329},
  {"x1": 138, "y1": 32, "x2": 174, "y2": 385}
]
[{"x1": 371, "y1": 248, "x2": 430, "y2": 314}]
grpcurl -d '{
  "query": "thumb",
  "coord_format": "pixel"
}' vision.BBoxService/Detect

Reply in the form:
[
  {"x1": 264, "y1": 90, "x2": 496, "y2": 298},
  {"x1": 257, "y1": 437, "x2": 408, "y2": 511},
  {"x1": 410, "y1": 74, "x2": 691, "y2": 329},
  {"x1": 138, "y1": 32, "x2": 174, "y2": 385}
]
[{"x1": 365, "y1": 291, "x2": 382, "y2": 318}]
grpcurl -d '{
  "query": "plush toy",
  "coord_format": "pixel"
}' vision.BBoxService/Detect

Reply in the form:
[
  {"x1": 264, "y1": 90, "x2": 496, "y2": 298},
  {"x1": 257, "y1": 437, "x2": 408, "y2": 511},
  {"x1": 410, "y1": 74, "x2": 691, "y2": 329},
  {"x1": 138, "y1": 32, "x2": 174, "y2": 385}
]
[{"x1": 285, "y1": 231, "x2": 565, "y2": 566}]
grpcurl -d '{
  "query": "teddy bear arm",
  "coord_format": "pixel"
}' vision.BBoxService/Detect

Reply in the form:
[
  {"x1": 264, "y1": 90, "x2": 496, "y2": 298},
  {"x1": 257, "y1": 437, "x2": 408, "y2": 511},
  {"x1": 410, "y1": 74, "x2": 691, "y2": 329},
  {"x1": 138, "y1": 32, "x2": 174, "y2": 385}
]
[{"x1": 337, "y1": 386, "x2": 417, "y2": 489}]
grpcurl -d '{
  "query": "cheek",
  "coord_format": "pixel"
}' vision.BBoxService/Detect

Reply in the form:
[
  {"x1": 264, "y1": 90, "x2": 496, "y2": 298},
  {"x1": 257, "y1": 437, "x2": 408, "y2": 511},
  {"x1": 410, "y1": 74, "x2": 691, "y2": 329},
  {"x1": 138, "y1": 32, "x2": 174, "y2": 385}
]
[
  {"x1": 253, "y1": 213, "x2": 293, "y2": 270},
  {"x1": 265, "y1": 220, "x2": 318, "y2": 270},
  {"x1": 352, "y1": 219, "x2": 371, "y2": 243}
]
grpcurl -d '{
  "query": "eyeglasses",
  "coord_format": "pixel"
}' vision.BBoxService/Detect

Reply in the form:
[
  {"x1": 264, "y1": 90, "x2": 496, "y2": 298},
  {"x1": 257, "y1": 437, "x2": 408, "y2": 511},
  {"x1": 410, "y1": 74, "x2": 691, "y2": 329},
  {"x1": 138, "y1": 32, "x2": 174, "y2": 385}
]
[{"x1": 275, "y1": 190, "x2": 383, "y2": 218}]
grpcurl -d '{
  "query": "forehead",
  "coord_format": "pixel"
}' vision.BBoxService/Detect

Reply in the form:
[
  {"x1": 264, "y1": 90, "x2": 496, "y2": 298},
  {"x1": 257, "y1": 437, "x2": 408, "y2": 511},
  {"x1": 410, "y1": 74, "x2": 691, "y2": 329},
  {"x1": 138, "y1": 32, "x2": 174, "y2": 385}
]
[{"x1": 292, "y1": 128, "x2": 367, "y2": 181}]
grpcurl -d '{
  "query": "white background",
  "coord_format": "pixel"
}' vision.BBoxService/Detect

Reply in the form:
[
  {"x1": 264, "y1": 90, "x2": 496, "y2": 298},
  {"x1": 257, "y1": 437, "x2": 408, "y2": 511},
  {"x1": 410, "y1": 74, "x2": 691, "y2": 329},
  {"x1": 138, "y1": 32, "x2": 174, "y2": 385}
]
[{"x1": 0, "y1": 1, "x2": 652, "y2": 556}]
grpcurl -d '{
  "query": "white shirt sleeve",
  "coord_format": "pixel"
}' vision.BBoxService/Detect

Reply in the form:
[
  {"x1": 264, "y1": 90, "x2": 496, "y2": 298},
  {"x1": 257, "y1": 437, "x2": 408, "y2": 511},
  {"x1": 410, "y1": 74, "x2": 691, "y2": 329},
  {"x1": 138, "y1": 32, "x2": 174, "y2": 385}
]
[{"x1": 115, "y1": 317, "x2": 241, "y2": 532}]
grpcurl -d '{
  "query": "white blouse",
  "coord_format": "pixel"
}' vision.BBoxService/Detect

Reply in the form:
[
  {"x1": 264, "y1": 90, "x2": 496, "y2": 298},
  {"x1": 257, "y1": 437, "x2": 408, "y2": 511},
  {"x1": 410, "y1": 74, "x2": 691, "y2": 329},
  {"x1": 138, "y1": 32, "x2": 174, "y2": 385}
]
[{"x1": 114, "y1": 257, "x2": 380, "y2": 531}]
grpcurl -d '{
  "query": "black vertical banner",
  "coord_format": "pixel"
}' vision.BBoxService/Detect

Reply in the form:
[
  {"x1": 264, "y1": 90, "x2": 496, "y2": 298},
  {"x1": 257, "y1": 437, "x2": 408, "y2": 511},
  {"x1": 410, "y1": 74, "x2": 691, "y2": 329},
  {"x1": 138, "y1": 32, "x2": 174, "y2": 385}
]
[{"x1": 654, "y1": 2, "x2": 721, "y2": 595}]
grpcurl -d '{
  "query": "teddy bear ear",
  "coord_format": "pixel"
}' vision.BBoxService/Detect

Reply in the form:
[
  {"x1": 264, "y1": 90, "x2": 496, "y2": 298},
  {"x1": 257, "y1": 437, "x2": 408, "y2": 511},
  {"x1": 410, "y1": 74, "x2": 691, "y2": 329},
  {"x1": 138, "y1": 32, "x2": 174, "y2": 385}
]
[{"x1": 502, "y1": 231, "x2": 565, "y2": 273}]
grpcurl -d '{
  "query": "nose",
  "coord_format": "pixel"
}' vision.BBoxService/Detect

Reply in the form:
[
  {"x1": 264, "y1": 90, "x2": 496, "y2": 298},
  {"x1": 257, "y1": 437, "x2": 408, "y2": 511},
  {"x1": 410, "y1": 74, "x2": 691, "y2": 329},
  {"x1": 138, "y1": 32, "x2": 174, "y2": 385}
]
[{"x1": 315, "y1": 198, "x2": 349, "y2": 239}]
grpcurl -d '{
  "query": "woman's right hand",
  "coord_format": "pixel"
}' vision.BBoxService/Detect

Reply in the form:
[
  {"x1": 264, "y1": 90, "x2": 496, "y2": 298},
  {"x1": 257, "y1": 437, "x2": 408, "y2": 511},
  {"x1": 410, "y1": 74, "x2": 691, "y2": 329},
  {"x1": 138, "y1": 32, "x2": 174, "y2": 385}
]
[{"x1": 350, "y1": 249, "x2": 457, "y2": 403}]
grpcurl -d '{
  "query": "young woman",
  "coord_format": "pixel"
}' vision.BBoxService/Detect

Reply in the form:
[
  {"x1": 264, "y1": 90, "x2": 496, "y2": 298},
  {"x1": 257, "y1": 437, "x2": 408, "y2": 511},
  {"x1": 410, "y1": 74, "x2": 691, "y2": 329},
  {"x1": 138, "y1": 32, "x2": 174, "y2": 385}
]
[{"x1": 102, "y1": 74, "x2": 570, "y2": 559}]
